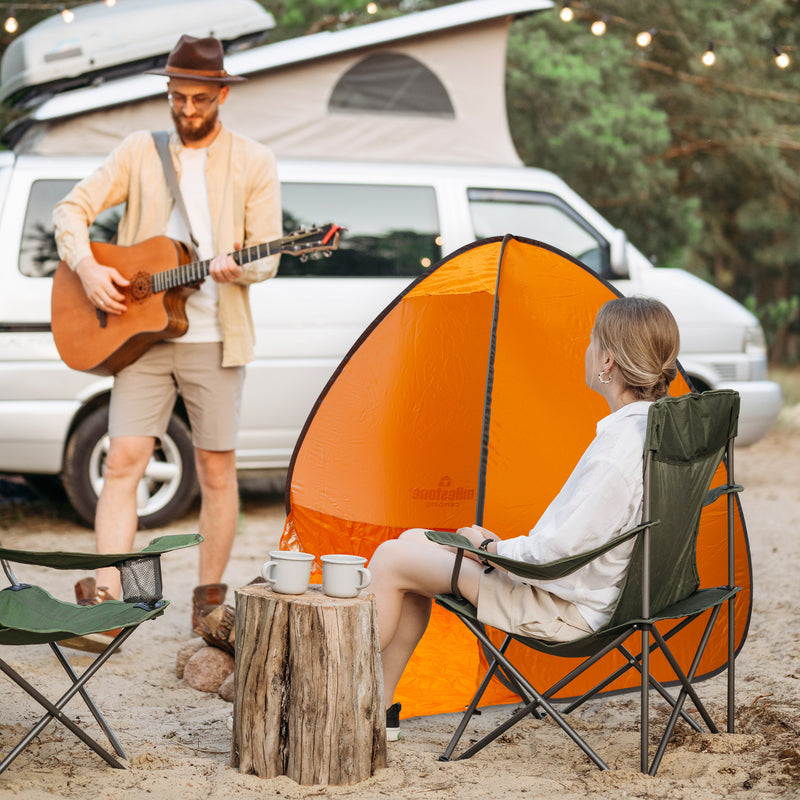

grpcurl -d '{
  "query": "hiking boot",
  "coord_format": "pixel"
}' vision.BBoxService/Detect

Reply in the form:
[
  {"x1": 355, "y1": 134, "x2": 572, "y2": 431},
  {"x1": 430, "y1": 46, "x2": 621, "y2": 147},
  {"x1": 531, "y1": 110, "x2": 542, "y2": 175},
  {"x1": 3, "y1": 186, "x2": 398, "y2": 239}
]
[
  {"x1": 58, "y1": 577, "x2": 122, "y2": 654},
  {"x1": 386, "y1": 702, "x2": 402, "y2": 741},
  {"x1": 75, "y1": 576, "x2": 115, "y2": 606},
  {"x1": 192, "y1": 582, "x2": 228, "y2": 633}
]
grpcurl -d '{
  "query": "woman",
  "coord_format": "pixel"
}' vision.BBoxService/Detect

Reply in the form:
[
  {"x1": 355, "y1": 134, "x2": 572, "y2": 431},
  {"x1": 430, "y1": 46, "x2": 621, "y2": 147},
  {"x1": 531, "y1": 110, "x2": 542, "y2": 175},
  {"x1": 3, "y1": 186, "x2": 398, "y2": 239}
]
[{"x1": 368, "y1": 296, "x2": 681, "y2": 739}]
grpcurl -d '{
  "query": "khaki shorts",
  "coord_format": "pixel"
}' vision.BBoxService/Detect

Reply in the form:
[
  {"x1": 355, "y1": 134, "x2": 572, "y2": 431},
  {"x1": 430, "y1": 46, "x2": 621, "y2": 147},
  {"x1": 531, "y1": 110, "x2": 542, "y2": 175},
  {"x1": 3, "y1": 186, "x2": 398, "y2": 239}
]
[
  {"x1": 109, "y1": 342, "x2": 244, "y2": 451},
  {"x1": 477, "y1": 568, "x2": 593, "y2": 643}
]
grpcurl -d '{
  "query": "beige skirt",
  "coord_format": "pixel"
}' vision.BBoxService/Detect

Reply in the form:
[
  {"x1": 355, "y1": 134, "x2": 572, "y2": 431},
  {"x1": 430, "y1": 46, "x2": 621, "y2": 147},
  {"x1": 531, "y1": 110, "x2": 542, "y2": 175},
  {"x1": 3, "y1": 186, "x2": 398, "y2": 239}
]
[{"x1": 477, "y1": 568, "x2": 593, "y2": 643}]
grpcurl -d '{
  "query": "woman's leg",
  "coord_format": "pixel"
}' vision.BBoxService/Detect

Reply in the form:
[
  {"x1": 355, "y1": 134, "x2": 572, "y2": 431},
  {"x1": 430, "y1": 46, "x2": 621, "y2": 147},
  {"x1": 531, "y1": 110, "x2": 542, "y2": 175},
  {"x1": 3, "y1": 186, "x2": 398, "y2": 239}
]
[{"x1": 369, "y1": 528, "x2": 484, "y2": 706}]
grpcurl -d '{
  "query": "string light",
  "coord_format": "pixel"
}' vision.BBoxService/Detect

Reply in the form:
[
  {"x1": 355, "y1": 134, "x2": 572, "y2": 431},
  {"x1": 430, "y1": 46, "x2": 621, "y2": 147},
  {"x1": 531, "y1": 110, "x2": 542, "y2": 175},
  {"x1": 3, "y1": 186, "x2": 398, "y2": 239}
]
[
  {"x1": 556, "y1": 6, "x2": 793, "y2": 72},
  {"x1": 773, "y1": 47, "x2": 790, "y2": 69},
  {"x1": 636, "y1": 28, "x2": 656, "y2": 48},
  {"x1": 3, "y1": 8, "x2": 19, "y2": 32},
  {"x1": 590, "y1": 16, "x2": 607, "y2": 36}
]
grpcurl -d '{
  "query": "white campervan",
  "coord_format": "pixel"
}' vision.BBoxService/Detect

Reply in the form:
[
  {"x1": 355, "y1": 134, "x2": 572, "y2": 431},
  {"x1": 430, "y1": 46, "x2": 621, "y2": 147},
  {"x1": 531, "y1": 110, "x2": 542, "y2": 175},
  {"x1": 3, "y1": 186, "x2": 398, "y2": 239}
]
[{"x1": 0, "y1": 0, "x2": 781, "y2": 527}]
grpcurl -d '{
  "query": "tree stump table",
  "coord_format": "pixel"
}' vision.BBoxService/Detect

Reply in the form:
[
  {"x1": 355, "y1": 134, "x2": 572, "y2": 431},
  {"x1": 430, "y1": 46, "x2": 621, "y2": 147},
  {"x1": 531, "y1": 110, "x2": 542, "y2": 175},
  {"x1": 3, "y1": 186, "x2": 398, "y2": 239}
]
[{"x1": 230, "y1": 584, "x2": 387, "y2": 785}]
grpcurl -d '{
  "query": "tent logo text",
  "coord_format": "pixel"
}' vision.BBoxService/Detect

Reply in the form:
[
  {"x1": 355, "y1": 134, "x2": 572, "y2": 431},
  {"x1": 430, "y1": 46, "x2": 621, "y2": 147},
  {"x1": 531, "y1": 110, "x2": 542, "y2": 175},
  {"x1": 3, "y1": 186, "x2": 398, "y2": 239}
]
[{"x1": 411, "y1": 476, "x2": 474, "y2": 507}]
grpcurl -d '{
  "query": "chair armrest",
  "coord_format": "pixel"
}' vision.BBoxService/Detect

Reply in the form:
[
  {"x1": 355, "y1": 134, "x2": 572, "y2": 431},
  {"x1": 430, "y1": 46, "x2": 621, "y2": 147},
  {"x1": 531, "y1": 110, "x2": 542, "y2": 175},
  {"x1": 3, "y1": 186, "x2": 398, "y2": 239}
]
[
  {"x1": 426, "y1": 521, "x2": 656, "y2": 587},
  {"x1": 0, "y1": 533, "x2": 203, "y2": 571},
  {"x1": 703, "y1": 483, "x2": 743, "y2": 507}
]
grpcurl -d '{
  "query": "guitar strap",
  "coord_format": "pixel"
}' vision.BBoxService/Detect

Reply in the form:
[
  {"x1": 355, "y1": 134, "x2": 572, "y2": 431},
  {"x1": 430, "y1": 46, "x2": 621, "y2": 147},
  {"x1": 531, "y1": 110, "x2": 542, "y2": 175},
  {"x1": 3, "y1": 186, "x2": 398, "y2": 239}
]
[{"x1": 152, "y1": 130, "x2": 200, "y2": 257}]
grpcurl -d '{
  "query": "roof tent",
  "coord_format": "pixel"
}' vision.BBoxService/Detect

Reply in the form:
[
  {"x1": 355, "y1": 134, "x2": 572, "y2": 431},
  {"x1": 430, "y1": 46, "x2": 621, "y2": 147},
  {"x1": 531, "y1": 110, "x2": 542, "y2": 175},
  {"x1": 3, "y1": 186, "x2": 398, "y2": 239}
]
[
  {"x1": 0, "y1": 0, "x2": 274, "y2": 107},
  {"x1": 6, "y1": 0, "x2": 551, "y2": 166}
]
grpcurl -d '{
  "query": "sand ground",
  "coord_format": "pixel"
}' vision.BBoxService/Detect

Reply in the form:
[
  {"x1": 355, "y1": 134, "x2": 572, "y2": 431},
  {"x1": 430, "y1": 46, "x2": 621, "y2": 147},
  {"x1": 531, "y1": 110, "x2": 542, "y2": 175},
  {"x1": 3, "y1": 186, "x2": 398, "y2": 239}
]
[{"x1": 0, "y1": 410, "x2": 798, "y2": 799}]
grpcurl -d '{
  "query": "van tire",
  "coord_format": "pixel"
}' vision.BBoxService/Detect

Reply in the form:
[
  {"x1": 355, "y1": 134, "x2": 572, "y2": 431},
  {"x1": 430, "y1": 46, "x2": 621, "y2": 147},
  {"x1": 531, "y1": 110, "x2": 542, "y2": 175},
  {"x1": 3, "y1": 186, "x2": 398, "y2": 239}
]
[{"x1": 62, "y1": 405, "x2": 199, "y2": 529}]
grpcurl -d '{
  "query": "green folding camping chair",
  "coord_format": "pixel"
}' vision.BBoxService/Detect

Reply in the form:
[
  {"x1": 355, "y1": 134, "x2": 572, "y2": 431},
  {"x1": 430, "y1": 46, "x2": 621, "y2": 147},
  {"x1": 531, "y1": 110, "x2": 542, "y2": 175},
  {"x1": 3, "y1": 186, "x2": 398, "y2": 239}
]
[
  {"x1": 0, "y1": 532, "x2": 201, "y2": 773},
  {"x1": 426, "y1": 389, "x2": 743, "y2": 775}
]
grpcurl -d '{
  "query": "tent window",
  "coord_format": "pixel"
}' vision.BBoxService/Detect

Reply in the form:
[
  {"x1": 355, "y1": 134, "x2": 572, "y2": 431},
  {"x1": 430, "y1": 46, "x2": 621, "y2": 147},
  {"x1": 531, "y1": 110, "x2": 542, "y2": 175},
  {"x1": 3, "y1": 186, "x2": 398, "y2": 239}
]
[
  {"x1": 329, "y1": 53, "x2": 455, "y2": 117},
  {"x1": 468, "y1": 188, "x2": 610, "y2": 276},
  {"x1": 281, "y1": 182, "x2": 441, "y2": 277},
  {"x1": 19, "y1": 179, "x2": 123, "y2": 278}
]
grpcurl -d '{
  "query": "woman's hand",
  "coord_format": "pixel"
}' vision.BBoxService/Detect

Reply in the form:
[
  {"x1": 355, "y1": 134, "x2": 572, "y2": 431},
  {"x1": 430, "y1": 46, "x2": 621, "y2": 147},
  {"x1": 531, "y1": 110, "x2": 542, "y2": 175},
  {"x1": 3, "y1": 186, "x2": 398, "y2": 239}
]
[{"x1": 456, "y1": 524, "x2": 500, "y2": 562}]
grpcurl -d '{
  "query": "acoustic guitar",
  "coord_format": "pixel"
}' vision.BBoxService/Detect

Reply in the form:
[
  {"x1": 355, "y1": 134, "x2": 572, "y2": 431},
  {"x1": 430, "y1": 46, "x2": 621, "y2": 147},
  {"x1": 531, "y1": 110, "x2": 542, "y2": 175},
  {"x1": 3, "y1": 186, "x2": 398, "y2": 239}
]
[{"x1": 51, "y1": 223, "x2": 342, "y2": 376}]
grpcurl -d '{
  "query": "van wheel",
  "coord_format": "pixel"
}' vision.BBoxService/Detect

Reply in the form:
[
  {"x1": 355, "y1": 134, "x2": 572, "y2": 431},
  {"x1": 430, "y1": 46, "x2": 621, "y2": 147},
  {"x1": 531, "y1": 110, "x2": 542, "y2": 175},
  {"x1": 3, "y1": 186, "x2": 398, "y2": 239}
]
[{"x1": 62, "y1": 406, "x2": 199, "y2": 529}]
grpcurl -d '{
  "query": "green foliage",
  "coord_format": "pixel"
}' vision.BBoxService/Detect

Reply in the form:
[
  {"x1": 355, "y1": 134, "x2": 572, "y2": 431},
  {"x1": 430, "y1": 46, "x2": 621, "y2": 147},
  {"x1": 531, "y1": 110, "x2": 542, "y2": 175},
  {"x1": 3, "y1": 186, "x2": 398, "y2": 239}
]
[
  {"x1": 745, "y1": 294, "x2": 800, "y2": 357},
  {"x1": 506, "y1": 15, "x2": 699, "y2": 268}
]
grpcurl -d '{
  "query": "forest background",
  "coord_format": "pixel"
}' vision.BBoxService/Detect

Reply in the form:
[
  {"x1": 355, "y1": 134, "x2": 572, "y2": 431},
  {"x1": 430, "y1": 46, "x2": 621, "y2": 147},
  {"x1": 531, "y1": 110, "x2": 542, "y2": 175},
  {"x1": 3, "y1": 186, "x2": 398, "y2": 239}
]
[{"x1": 1, "y1": 0, "x2": 799, "y2": 366}]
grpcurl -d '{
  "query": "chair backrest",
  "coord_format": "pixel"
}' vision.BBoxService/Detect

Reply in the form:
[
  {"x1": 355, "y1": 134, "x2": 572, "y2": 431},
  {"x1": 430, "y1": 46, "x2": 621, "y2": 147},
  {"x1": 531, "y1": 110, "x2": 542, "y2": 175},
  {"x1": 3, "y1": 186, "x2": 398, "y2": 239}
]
[{"x1": 606, "y1": 390, "x2": 739, "y2": 628}]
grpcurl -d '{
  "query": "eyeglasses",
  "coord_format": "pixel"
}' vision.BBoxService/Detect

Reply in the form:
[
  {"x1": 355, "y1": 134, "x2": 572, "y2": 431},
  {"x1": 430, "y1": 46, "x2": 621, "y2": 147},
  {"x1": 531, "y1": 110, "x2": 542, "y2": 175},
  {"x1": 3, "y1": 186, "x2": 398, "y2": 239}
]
[{"x1": 167, "y1": 91, "x2": 220, "y2": 112}]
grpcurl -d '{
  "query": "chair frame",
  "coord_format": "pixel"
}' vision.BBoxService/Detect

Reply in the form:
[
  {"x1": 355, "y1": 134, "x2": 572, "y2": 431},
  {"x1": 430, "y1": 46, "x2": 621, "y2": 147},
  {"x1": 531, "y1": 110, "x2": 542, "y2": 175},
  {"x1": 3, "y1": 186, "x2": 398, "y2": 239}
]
[{"x1": 428, "y1": 390, "x2": 743, "y2": 775}]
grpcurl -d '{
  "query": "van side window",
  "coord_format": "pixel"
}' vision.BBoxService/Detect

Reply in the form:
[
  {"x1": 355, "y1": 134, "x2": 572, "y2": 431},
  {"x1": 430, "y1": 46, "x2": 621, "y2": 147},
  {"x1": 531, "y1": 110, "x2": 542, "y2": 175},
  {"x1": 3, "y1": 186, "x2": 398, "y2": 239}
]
[
  {"x1": 19, "y1": 179, "x2": 123, "y2": 278},
  {"x1": 468, "y1": 188, "x2": 610, "y2": 276},
  {"x1": 281, "y1": 183, "x2": 441, "y2": 277},
  {"x1": 329, "y1": 53, "x2": 455, "y2": 117}
]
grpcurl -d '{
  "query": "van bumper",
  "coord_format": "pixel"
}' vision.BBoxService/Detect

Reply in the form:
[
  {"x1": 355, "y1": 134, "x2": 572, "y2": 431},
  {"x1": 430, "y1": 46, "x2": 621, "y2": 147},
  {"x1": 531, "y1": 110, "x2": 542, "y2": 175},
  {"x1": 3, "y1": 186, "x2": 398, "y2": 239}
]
[{"x1": 718, "y1": 380, "x2": 782, "y2": 446}]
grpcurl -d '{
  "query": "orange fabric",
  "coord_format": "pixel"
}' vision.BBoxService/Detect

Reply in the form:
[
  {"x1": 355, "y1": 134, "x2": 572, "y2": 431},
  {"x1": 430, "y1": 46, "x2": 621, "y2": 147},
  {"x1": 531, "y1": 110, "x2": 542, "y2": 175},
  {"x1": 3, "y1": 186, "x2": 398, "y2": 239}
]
[{"x1": 281, "y1": 237, "x2": 751, "y2": 718}]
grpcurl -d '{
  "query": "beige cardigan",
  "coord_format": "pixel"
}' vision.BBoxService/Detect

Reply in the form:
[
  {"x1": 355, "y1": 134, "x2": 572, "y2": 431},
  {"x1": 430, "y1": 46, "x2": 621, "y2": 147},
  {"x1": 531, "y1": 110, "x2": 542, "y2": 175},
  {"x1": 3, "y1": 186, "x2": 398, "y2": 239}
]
[{"x1": 53, "y1": 126, "x2": 282, "y2": 367}]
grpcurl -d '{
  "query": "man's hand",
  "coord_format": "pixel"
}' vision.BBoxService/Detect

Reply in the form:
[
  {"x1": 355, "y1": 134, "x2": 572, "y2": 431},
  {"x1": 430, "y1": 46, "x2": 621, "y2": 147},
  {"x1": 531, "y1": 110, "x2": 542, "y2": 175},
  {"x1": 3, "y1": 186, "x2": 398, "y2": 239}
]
[
  {"x1": 75, "y1": 255, "x2": 129, "y2": 315},
  {"x1": 209, "y1": 242, "x2": 244, "y2": 283}
]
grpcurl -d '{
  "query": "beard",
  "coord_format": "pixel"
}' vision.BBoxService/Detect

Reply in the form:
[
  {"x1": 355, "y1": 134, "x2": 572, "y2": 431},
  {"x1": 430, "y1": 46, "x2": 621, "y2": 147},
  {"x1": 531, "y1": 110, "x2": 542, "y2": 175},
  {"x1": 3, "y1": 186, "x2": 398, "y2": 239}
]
[{"x1": 171, "y1": 106, "x2": 219, "y2": 143}]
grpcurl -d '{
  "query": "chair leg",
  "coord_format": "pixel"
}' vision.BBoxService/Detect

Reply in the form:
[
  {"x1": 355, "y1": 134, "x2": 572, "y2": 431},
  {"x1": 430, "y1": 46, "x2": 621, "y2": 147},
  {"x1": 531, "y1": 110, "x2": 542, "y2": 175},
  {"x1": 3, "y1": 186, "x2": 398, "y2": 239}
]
[
  {"x1": 452, "y1": 616, "x2": 609, "y2": 770},
  {"x1": 0, "y1": 627, "x2": 138, "y2": 773},
  {"x1": 727, "y1": 593, "x2": 736, "y2": 733},
  {"x1": 641, "y1": 626, "x2": 650, "y2": 773},
  {"x1": 647, "y1": 608, "x2": 722, "y2": 776},
  {"x1": 441, "y1": 634, "x2": 515, "y2": 761},
  {"x1": 51, "y1": 640, "x2": 127, "y2": 757}
]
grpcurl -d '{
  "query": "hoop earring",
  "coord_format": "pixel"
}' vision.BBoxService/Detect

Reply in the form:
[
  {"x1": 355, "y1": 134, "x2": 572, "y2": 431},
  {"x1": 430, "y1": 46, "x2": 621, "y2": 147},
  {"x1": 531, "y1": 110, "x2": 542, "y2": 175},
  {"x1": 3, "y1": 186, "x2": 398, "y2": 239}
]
[{"x1": 598, "y1": 370, "x2": 613, "y2": 385}]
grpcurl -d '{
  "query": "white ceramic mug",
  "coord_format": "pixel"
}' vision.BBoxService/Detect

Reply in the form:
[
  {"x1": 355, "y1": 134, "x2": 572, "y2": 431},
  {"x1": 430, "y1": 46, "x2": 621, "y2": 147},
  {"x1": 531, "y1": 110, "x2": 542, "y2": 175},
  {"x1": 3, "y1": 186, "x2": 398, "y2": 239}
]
[
  {"x1": 260, "y1": 550, "x2": 314, "y2": 595},
  {"x1": 321, "y1": 554, "x2": 372, "y2": 598}
]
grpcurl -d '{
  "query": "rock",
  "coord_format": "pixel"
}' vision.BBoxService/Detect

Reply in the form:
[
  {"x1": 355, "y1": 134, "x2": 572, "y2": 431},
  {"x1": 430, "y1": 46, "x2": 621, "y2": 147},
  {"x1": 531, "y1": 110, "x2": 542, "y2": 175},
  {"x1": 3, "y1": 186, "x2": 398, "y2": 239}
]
[
  {"x1": 218, "y1": 670, "x2": 235, "y2": 702},
  {"x1": 183, "y1": 645, "x2": 235, "y2": 693},
  {"x1": 175, "y1": 638, "x2": 207, "y2": 679}
]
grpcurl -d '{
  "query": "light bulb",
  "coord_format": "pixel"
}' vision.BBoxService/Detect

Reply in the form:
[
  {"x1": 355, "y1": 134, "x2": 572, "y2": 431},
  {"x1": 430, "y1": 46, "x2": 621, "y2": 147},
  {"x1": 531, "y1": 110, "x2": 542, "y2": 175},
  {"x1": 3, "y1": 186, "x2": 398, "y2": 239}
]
[
  {"x1": 559, "y1": 4, "x2": 574, "y2": 22},
  {"x1": 702, "y1": 43, "x2": 715, "y2": 66},
  {"x1": 61, "y1": 7, "x2": 75, "y2": 23},
  {"x1": 105, "y1": 0, "x2": 117, "y2": 5},
  {"x1": 591, "y1": 19, "x2": 607, "y2": 36},
  {"x1": 636, "y1": 30, "x2": 654, "y2": 48},
  {"x1": 366, "y1": 2, "x2": 378, "y2": 13},
  {"x1": 774, "y1": 48, "x2": 790, "y2": 69},
  {"x1": 4, "y1": 14, "x2": 18, "y2": 34}
]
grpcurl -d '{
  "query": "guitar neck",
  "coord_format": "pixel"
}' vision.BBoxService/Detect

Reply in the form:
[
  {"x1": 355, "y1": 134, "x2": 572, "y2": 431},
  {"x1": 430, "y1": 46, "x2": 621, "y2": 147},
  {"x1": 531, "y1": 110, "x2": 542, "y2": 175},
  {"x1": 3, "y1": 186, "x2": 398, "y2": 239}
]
[{"x1": 151, "y1": 240, "x2": 281, "y2": 292}]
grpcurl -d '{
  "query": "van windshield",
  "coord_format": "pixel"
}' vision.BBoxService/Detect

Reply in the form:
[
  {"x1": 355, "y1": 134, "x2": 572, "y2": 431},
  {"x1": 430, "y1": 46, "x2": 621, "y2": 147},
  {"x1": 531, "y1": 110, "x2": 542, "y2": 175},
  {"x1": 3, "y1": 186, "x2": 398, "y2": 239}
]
[{"x1": 468, "y1": 188, "x2": 609, "y2": 276}]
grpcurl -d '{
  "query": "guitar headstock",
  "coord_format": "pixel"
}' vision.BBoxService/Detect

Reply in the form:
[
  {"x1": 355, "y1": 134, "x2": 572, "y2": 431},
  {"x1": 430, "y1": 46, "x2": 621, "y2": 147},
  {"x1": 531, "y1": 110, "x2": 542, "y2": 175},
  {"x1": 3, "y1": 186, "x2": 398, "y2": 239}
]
[{"x1": 282, "y1": 224, "x2": 344, "y2": 259}]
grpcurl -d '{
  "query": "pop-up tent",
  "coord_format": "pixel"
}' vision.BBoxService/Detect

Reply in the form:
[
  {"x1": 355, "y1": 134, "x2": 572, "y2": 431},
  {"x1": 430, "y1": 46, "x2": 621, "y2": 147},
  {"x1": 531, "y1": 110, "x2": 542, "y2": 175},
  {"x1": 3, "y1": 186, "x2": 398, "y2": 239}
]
[{"x1": 280, "y1": 235, "x2": 751, "y2": 719}]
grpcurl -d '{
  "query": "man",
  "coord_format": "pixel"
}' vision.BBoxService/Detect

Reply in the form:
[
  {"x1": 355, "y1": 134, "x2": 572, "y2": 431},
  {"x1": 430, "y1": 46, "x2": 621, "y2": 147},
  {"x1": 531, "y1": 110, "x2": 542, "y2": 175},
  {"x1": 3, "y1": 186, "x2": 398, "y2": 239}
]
[{"x1": 53, "y1": 34, "x2": 282, "y2": 646}]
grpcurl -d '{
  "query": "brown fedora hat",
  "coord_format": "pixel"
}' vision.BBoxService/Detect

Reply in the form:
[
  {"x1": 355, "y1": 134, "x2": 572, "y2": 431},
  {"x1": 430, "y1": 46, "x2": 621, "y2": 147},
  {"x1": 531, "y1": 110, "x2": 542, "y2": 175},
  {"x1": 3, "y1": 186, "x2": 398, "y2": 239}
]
[{"x1": 147, "y1": 34, "x2": 246, "y2": 84}]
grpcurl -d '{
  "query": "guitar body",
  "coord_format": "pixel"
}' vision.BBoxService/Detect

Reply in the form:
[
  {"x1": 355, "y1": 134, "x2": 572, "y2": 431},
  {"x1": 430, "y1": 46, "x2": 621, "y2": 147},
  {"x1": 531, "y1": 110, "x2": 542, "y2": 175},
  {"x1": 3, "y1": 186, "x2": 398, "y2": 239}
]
[{"x1": 52, "y1": 237, "x2": 195, "y2": 376}]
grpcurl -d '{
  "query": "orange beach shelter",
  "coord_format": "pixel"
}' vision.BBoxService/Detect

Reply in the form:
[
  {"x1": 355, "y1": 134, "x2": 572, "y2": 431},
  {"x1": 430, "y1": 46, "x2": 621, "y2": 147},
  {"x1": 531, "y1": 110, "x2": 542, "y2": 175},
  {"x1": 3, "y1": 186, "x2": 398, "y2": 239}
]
[{"x1": 280, "y1": 236, "x2": 751, "y2": 719}]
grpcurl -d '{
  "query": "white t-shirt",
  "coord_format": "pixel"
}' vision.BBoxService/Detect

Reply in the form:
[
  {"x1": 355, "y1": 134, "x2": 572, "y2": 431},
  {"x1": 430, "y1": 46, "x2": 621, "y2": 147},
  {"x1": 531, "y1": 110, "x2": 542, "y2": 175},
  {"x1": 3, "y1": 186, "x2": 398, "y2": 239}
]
[
  {"x1": 165, "y1": 146, "x2": 222, "y2": 343},
  {"x1": 496, "y1": 400, "x2": 651, "y2": 630}
]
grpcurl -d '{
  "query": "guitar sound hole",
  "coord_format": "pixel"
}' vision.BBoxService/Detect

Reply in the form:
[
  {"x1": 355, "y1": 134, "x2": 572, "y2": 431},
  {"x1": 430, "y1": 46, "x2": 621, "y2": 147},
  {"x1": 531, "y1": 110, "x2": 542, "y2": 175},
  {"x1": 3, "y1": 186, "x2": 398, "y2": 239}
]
[{"x1": 128, "y1": 272, "x2": 152, "y2": 304}]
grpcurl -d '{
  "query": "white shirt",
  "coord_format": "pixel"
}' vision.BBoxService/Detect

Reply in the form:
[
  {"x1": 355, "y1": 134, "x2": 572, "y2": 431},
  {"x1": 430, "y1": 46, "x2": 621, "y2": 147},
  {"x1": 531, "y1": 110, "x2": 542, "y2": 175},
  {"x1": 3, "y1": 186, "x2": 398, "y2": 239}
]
[
  {"x1": 496, "y1": 401, "x2": 651, "y2": 630},
  {"x1": 166, "y1": 146, "x2": 222, "y2": 343}
]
